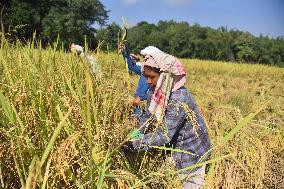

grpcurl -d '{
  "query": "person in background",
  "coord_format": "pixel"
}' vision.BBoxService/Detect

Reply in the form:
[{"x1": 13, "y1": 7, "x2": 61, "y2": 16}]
[
  {"x1": 120, "y1": 43, "x2": 150, "y2": 116},
  {"x1": 124, "y1": 46, "x2": 211, "y2": 189},
  {"x1": 70, "y1": 43, "x2": 102, "y2": 79}
]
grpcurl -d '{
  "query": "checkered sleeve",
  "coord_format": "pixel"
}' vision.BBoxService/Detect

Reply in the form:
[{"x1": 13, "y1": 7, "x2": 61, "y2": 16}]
[{"x1": 133, "y1": 97, "x2": 187, "y2": 150}]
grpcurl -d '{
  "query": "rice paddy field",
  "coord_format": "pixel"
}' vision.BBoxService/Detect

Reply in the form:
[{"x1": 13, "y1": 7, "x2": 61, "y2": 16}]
[{"x1": 0, "y1": 40, "x2": 283, "y2": 189}]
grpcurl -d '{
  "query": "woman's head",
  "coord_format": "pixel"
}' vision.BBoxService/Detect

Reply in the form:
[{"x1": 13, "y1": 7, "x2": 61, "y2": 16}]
[
  {"x1": 141, "y1": 45, "x2": 186, "y2": 91},
  {"x1": 140, "y1": 45, "x2": 187, "y2": 120},
  {"x1": 70, "y1": 43, "x2": 83, "y2": 56},
  {"x1": 141, "y1": 53, "x2": 162, "y2": 88},
  {"x1": 143, "y1": 65, "x2": 161, "y2": 88}
]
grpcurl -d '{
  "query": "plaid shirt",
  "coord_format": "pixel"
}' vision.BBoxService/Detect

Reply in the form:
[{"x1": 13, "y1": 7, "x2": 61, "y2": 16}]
[{"x1": 133, "y1": 87, "x2": 211, "y2": 173}]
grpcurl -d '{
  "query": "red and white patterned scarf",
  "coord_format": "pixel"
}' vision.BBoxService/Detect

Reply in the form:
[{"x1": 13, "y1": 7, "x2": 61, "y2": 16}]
[{"x1": 140, "y1": 46, "x2": 186, "y2": 121}]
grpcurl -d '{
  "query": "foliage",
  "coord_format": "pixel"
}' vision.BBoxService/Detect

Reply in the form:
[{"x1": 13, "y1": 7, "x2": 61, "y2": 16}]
[
  {"x1": 1, "y1": 0, "x2": 283, "y2": 66},
  {"x1": 97, "y1": 20, "x2": 284, "y2": 67},
  {"x1": 0, "y1": 0, "x2": 108, "y2": 48},
  {"x1": 96, "y1": 22, "x2": 120, "y2": 51}
]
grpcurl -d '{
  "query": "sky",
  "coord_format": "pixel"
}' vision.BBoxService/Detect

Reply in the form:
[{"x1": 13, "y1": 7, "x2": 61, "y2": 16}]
[{"x1": 99, "y1": 0, "x2": 284, "y2": 37}]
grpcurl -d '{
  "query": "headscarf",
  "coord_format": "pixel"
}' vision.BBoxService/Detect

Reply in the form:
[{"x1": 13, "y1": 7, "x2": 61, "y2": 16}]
[
  {"x1": 70, "y1": 43, "x2": 102, "y2": 79},
  {"x1": 70, "y1": 43, "x2": 84, "y2": 56},
  {"x1": 140, "y1": 46, "x2": 186, "y2": 121}
]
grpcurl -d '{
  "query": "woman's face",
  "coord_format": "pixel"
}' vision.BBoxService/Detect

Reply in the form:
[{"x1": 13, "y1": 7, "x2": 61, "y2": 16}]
[{"x1": 143, "y1": 66, "x2": 160, "y2": 88}]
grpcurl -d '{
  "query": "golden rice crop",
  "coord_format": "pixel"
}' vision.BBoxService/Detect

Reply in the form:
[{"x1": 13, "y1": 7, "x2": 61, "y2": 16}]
[{"x1": 0, "y1": 38, "x2": 283, "y2": 188}]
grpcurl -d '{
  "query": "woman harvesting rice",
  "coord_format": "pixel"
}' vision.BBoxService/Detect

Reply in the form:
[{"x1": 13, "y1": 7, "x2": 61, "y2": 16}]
[{"x1": 124, "y1": 46, "x2": 211, "y2": 189}]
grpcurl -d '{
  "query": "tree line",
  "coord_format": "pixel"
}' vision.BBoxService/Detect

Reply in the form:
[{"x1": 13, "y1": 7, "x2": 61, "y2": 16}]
[
  {"x1": 97, "y1": 21, "x2": 284, "y2": 67},
  {"x1": 1, "y1": 1, "x2": 284, "y2": 66}
]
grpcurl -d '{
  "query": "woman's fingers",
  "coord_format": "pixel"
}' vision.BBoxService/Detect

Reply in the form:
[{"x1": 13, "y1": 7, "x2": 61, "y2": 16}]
[
  {"x1": 119, "y1": 43, "x2": 126, "y2": 53},
  {"x1": 133, "y1": 96, "x2": 141, "y2": 106}
]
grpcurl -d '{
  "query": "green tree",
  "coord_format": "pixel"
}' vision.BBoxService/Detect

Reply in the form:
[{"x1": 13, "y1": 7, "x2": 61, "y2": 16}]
[
  {"x1": 127, "y1": 21, "x2": 156, "y2": 52},
  {"x1": 96, "y1": 22, "x2": 120, "y2": 51},
  {"x1": 1, "y1": 0, "x2": 108, "y2": 48},
  {"x1": 233, "y1": 32, "x2": 257, "y2": 63},
  {"x1": 42, "y1": 0, "x2": 108, "y2": 47},
  {"x1": 1, "y1": 0, "x2": 43, "y2": 40}
]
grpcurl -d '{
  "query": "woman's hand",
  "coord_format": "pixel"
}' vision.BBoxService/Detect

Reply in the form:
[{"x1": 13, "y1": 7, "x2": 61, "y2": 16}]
[
  {"x1": 119, "y1": 43, "x2": 126, "y2": 54},
  {"x1": 132, "y1": 96, "x2": 141, "y2": 106},
  {"x1": 121, "y1": 141, "x2": 135, "y2": 152}
]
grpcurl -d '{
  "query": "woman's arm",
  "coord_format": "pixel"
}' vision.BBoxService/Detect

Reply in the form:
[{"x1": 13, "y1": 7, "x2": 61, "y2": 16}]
[
  {"x1": 132, "y1": 100, "x2": 186, "y2": 150},
  {"x1": 134, "y1": 76, "x2": 150, "y2": 100},
  {"x1": 123, "y1": 48, "x2": 142, "y2": 75}
]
